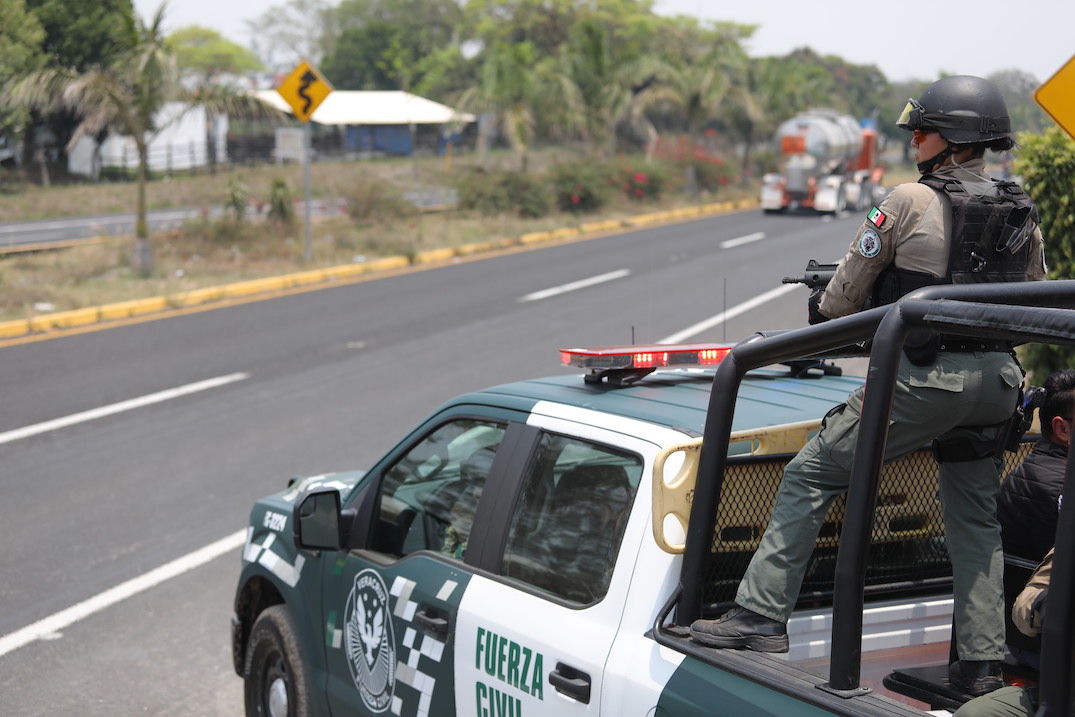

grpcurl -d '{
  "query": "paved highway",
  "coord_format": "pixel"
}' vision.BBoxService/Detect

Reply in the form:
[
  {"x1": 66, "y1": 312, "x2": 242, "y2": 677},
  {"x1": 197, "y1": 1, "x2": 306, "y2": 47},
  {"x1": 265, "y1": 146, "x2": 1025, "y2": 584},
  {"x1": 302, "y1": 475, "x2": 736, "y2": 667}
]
[
  {"x1": 0, "y1": 199, "x2": 348, "y2": 252},
  {"x1": 0, "y1": 207, "x2": 859, "y2": 715}
]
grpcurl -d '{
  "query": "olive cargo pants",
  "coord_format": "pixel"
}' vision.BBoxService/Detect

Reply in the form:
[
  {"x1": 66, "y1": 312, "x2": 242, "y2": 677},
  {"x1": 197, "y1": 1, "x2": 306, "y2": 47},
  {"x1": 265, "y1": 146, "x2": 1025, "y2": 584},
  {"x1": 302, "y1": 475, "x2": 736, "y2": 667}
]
[{"x1": 736, "y1": 350, "x2": 1023, "y2": 661}]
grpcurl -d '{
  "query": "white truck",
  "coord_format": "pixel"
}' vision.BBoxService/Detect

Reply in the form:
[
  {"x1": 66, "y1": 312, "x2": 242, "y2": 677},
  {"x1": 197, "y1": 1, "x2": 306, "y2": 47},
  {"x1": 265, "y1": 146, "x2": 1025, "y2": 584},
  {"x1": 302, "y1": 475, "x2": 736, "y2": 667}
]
[{"x1": 760, "y1": 109, "x2": 884, "y2": 215}]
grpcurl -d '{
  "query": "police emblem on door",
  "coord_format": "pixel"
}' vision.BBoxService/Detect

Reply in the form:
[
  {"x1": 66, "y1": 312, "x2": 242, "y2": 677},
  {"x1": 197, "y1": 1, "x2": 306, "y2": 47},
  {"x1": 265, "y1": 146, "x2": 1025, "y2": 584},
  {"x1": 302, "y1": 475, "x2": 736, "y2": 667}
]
[{"x1": 345, "y1": 569, "x2": 396, "y2": 712}]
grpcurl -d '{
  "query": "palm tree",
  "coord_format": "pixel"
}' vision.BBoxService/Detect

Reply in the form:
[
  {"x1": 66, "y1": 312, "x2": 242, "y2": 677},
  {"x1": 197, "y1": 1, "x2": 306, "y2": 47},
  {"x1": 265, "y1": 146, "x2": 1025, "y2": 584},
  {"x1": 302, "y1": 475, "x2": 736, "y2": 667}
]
[
  {"x1": 547, "y1": 18, "x2": 661, "y2": 159},
  {"x1": 456, "y1": 41, "x2": 539, "y2": 172},
  {"x1": 631, "y1": 35, "x2": 754, "y2": 147},
  {"x1": 7, "y1": 5, "x2": 279, "y2": 276}
]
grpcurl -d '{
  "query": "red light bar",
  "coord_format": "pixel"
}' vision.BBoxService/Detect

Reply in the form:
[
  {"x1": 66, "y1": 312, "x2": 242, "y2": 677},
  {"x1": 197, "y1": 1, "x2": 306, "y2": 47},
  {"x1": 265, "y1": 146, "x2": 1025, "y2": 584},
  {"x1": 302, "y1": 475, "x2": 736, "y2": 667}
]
[{"x1": 560, "y1": 343, "x2": 733, "y2": 371}]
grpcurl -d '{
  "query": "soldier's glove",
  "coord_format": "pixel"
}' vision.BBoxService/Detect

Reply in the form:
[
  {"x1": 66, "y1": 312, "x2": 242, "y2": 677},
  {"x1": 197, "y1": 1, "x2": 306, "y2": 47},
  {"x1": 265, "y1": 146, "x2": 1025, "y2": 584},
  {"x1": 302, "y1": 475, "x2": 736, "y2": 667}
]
[{"x1": 808, "y1": 290, "x2": 829, "y2": 325}]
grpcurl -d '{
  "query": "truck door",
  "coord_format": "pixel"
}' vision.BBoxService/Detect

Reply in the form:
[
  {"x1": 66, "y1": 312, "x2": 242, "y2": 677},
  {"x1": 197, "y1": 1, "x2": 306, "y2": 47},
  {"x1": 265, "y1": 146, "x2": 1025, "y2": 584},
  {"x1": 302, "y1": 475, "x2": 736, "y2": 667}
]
[
  {"x1": 453, "y1": 418, "x2": 651, "y2": 716},
  {"x1": 318, "y1": 413, "x2": 522, "y2": 716}
]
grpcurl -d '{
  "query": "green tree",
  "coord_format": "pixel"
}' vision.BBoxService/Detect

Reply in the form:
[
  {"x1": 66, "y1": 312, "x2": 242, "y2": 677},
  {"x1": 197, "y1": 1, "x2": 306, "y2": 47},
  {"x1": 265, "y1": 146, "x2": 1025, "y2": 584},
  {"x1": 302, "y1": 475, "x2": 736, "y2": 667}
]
[
  {"x1": 27, "y1": 0, "x2": 134, "y2": 70},
  {"x1": 169, "y1": 25, "x2": 262, "y2": 81},
  {"x1": 457, "y1": 41, "x2": 539, "y2": 171},
  {"x1": 539, "y1": 15, "x2": 665, "y2": 158},
  {"x1": 321, "y1": 21, "x2": 400, "y2": 90},
  {"x1": 23, "y1": 0, "x2": 136, "y2": 174},
  {"x1": 632, "y1": 25, "x2": 751, "y2": 148},
  {"x1": 989, "y1": 69, "x2": 1051, "y2": 136},
  {"x1": 1012, "y1": 126, "x2": 1075, "y2": 381},
  {"x1": 461, "y1": 0, "x2": 657, "y2": 59},
  {"x1": 0, "y1": 0, "x2": 46, "y2": 142},
  {"x1": 247, "y1": 0, "x2": 332, "y2": 68},
  {"x1": 8, "y1": 6, "x2": 279, "y2": 276},
  {"x1": 323, "y1": 0, "x2": 466, "y2": 98}
]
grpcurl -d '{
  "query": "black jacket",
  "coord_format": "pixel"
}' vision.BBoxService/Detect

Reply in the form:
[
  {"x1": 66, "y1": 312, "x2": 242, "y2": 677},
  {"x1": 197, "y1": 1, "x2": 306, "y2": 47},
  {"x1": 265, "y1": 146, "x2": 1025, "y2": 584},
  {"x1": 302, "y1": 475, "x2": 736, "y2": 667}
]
[{"x1": 998, "y1": 438, "x2": 1068, "y2": 563}]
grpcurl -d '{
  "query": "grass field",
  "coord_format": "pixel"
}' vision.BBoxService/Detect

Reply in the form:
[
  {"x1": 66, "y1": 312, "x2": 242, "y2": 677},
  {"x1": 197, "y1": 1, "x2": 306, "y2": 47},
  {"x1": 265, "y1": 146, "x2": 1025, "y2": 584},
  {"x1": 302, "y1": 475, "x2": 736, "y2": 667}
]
[{"x1": 0, "y1": 148, "x2": 767, "y2": 323}]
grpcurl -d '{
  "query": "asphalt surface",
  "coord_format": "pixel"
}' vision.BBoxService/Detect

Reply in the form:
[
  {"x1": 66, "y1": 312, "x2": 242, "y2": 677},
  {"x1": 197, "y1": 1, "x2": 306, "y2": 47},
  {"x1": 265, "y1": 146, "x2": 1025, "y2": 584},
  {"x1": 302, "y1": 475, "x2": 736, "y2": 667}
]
[
  {"x1": 0, "y1": 198, "x2": 349, "y2": 252},
  {"x1": 0, "y1": 207, "x2": 859, "y2": 715}
]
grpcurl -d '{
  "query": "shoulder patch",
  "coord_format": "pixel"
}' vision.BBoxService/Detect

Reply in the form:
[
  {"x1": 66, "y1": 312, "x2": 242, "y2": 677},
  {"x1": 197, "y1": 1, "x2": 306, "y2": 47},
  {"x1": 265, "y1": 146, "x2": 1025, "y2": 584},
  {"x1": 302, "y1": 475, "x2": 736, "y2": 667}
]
[
  {"x1": 859, "y1": 228, "x2": 882, "y2": 258},
  {"x1": 866, "y1": 206, "x2": 886, "y2": 227}
]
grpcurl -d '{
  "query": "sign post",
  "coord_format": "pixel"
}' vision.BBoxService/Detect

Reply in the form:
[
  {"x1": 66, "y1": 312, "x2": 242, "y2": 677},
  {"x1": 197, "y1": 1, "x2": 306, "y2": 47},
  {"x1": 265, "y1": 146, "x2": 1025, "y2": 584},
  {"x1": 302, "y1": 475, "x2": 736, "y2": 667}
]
[
  {"x1": 276, "y1": 61, "x2": 333, "y2": 262},
  {"x1": 1035, "y1": 54, "x2": 1075, "y2": 141}
]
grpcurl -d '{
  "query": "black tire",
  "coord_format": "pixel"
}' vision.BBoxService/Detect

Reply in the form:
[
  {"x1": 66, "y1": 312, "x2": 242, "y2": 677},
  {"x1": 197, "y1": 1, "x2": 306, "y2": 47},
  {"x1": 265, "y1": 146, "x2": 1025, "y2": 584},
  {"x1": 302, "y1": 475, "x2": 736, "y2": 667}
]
[{"x1": 244, "y1": 605, "x2": 313, "y2": 717}]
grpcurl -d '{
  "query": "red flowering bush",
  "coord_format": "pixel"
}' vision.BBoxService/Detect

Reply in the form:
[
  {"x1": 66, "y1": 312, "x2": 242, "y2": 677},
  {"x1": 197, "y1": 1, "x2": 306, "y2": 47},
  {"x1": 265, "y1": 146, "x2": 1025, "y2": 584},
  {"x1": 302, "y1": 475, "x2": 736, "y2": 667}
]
[
  {"x1": 616, "y1": 161, "x2": 668, "y2": 201},
  {"x1": 548, "y1": 161, "x2": 610, "y2": 214}
]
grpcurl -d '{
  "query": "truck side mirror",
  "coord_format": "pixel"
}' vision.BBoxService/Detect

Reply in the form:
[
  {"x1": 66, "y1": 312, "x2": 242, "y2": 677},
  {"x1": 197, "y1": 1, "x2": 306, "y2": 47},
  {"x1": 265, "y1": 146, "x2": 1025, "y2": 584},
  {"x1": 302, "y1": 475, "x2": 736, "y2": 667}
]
[{"x1": 294, "y1": 490, "x2": 350, "y2": 551}]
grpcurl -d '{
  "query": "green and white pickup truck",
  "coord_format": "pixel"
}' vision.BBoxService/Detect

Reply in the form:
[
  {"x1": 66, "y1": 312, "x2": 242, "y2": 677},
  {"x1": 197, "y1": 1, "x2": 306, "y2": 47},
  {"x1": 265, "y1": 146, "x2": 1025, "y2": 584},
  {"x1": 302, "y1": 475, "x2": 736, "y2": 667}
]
[{"x1": 232, "y1": 280, "x2": 1075, "y2": 717}]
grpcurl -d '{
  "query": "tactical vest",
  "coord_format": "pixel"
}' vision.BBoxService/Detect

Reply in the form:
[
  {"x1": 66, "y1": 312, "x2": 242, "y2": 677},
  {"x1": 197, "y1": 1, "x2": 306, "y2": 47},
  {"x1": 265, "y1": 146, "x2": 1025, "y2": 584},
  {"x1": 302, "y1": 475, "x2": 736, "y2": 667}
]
[{"x1": 872, "y1": 174, "x2": 1038, "y2": 307}]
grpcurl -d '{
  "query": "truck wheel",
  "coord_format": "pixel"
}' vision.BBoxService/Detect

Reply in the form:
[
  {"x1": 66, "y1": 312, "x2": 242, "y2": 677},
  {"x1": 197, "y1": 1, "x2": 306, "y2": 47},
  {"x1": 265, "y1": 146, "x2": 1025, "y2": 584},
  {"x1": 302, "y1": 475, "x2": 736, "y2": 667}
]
[{"x1": 244, "y1": 605, "x2": 312, "y2": 717}]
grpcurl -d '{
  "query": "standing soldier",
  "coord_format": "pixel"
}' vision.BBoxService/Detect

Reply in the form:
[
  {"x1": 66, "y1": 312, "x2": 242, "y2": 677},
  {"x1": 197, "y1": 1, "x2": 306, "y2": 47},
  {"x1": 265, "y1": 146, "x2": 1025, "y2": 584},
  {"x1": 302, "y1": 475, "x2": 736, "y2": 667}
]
[{"x1": 690, "y1": 75, "x2": 1047, "y2": 698}]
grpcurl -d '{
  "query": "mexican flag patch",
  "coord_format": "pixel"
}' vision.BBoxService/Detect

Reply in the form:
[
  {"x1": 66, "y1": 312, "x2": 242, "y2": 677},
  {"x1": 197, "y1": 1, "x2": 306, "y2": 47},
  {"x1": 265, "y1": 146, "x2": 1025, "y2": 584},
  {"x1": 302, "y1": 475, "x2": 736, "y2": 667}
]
[{"x1": 867, "y1": 206, "x2": 886, "y2": 227}]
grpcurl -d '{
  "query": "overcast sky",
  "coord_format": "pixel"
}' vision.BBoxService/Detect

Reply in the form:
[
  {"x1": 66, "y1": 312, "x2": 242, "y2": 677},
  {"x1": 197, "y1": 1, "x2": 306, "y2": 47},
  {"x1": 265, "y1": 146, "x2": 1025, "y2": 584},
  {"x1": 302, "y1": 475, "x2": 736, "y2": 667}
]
[{"x1": 133, "y1": 0, "x2": 1073, "y2": 86}]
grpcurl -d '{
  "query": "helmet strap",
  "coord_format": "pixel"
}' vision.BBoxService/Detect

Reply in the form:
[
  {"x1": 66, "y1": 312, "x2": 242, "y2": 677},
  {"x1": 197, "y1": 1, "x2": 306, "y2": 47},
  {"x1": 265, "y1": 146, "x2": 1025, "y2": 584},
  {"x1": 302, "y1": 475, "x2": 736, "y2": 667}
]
[{"x1": 917, "y1": 145, "x2": 955, "y2": 174}]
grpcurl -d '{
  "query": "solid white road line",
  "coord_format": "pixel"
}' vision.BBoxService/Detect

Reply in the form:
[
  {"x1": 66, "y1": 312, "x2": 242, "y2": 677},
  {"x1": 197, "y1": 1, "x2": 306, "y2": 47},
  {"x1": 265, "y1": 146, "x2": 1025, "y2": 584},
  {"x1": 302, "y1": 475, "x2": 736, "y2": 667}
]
[
  {"x1": 0, "y1": 529, "x2": 247, "y2": 658},
  {"x1": 518, "y1": 269, "x2": 631, "y2": 302},
  {"x1": 0, "y1": 372, "x2": 250, "y2": 446},
  {"x1": 719, "y1": 231, "x2": 765, "y2": 249},
  {"x1": 658, "y1": 284, "x2": 800, "y2": 344}
]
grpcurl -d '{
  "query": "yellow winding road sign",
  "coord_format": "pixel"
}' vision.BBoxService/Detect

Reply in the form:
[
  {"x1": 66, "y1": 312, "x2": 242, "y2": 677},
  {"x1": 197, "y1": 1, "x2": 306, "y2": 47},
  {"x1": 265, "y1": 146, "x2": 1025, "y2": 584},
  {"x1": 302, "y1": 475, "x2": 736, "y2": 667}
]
[
  {"x1": 1035, "y1": 54, "x2": 1075, "y2": 141},
  {"x1": 276, "y1": 61, "x2": 333, "y2": 123}
]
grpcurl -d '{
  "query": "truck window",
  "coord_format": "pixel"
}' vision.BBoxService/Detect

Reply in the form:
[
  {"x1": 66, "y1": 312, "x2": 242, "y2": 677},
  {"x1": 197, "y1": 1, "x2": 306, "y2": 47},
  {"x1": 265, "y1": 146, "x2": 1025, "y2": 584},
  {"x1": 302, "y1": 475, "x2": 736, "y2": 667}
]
[
  {"x1": 372, "y1": 419, "x2": 506, "y2": 559},
  {"x1": 501, "y1": 432, "x2": 642, "y2": 604}
]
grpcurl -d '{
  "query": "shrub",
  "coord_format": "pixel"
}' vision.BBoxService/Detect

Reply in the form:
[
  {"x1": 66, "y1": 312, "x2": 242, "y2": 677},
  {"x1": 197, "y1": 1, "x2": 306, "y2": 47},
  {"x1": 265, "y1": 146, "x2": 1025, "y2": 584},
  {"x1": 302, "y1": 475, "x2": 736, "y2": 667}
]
[
  {"x1": 548, "y1": 160, "x2": 610, "y2": 214},
  {"x1": 690, "y1": 156, "x2": 740, "y2": 193},
  {"x1": 341, "y1": 177, "x2": 416, "y2": 225},
  {"x1": 267, "y1": 178, "x2": 294, "y2": 225},
  {"x1": 1012, "y1": 127, "x2": 1075, "y2": 382},
  {"x1": 226, "y1": 177, "x2": 250, "y2": 221},
  {"x1": 512, "y1": 175, "x2": 550, "y2": 219},
  {"x1": 616, "y1": 160, "x2": 670, "y2": 202},
  {"x1": 454, "y1": 169, "x2": 549, "y2": 218}
]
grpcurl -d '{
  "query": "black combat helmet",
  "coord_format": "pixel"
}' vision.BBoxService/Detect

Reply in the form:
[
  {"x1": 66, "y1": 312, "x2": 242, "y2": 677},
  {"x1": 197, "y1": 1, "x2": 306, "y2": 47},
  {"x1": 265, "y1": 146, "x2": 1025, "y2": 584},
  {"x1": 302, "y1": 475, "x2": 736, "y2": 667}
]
[{"x1": 896, "y1": 75, "x2": 1012, "y2": 144}]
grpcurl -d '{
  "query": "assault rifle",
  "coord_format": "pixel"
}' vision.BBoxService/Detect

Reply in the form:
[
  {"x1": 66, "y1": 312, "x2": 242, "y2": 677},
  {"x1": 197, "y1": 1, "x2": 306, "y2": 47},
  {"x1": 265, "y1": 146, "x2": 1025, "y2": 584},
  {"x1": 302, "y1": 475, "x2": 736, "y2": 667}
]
[{"x1": 782, "y1": 259, "x2": 838, "y2": 290}]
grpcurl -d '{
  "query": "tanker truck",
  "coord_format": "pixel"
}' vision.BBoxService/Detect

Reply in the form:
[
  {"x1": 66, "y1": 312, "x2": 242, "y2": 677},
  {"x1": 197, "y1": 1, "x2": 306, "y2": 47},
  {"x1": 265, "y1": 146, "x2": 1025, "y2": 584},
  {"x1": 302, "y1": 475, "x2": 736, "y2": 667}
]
[{"x1": 760, "y1": 108, "x2": 884, "y2": 215}]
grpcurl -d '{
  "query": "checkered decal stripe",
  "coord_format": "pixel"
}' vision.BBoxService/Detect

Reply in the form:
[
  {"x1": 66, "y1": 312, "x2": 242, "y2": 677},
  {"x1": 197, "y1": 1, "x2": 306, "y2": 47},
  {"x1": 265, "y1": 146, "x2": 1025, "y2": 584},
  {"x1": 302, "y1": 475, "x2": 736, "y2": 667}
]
[{"x1": 388, "y1": 576, "x2": 457, "y2": 717}]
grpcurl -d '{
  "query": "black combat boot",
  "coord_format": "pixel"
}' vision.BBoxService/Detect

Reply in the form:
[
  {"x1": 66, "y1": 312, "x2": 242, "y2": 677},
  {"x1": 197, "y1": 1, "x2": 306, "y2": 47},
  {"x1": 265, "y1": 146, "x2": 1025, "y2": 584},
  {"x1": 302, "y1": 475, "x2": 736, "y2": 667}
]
[
  {"x1": 948, "y1": 660, "x2": 1003, "y2": 697},
  {"x1": 690, "y1": 606, "x2": 789, "y2": 653}
]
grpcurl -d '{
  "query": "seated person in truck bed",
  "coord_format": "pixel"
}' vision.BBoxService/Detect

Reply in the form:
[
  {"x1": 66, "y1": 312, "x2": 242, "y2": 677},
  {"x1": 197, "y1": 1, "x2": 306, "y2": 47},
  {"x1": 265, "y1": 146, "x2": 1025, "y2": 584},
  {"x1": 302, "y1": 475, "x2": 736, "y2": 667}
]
[
  {"x1": 998, "y1": 369, "x2": 1075, "y2": 564},
  {"x1": 689, "y1": 75, "x2": 1047, "y2": 699}
]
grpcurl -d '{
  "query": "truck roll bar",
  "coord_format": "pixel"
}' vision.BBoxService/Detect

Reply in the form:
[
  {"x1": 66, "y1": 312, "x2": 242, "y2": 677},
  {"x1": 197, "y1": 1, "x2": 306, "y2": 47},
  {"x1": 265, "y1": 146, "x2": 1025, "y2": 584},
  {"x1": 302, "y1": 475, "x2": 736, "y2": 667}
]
[{"x1": 681, "y1": 280, "x2": 1075, "y2": 705}]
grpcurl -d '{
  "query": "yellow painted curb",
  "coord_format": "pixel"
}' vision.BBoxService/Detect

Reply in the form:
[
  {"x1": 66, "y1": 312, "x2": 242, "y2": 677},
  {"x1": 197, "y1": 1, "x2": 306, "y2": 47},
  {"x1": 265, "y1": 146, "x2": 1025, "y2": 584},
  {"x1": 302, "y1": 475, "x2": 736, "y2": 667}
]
[
  {"x1": 326, "y1": 264, "x2": 369, "y2": 279},
  {"x1": 224, "y1": 277, "x2": 287, "y2": 298},
  {"x1": 416, "y1": 247, "x2": 456, "y2": 264},
  {"x1": 580, "y1": 219, "x2": 624, "y2": 233},
  {"x1": 99, "y1": 297, "x2": 169, "y2": 321},
  {"x1": 457, "y1": 240, "x2": 503, "y2": 256},
  {"x1": 173, "y1": 286, "x2": 226, "y2": 307},
  {"x1": 365, "y1": 256, "x2": 410, "y2": 272},
  {"x1": 519, "y1": 231, "x2": 552, "y2": 245},
  {"x1": 290, "y1": 269, "x2": 329, "y2": 286},
  {"x1": 0, "y1": 319, "x2": 30, "y2": 338},
  {"x1": 28, "y1": 307, "x2": 102, "y2": 332}
]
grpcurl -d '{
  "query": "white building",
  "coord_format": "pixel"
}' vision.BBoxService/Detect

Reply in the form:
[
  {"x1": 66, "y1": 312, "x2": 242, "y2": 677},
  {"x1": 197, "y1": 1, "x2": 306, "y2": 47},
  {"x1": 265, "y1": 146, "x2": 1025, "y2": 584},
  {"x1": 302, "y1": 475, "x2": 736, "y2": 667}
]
[{"x1": 68, "y1": 102, "x2": 227, "y2": 178}]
